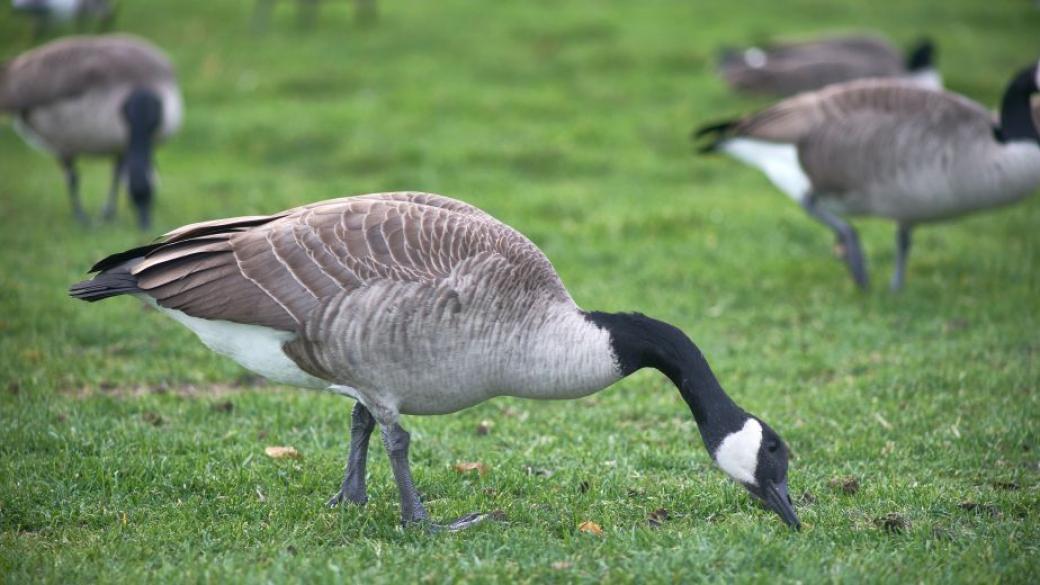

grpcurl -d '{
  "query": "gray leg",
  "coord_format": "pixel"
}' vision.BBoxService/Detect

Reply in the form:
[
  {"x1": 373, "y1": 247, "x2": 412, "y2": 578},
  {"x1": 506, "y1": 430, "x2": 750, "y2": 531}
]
[
  {"x1": 327, "y1": 402, "x2": 376, "y2": 507},
  {"x1": 802, "y1": 197, "x2": 869, "y2": 290},
  {"x1": 61, "y1": 157, "x2": 89, "y2": 226},
  {"x1": 100, "y1": 155, "x2": 124, "y2": 222},
  {"x1": 381, "y1": 422, "x2": 429, "y2": 525},
  {"x1": 889, "y1": 224, "x2": 912, "y2": 292}
]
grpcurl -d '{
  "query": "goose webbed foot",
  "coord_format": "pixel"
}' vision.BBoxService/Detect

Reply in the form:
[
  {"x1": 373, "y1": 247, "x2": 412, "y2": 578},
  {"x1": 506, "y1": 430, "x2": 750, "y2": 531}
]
[{"x1": 418, "y1": 512, "x2": 501, "y2": 533}]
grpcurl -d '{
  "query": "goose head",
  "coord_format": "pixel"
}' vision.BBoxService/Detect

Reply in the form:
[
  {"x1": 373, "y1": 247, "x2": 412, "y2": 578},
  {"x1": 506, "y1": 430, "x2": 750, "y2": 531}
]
[
  {"x1": 712, "y1": 415, "x2": 799, "y2": 529},
  {"x1": 586, "y1": 311, "x2": 800, "y2": 529}
]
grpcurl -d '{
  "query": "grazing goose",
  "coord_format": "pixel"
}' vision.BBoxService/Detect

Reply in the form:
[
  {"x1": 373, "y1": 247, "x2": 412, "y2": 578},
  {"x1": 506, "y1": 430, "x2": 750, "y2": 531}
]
[
  {"x1": 252, "y1": 0, "x2": 377, "y2": 30},
  {"x1": 694, "y1": 61, "x2": 1040, "y2": 290},
  {"x1": 11, "y1": 0, "x2": 115, "y2": 40},
  {"x1": 69, "y1": 192, "x2": 800, "y2": 530},
  {"x1": 0, "y1": 34, "x2": 183, "y2": 228},
  {"x1": 718, "y1": 35, "x2": 941, "y2": 97}
]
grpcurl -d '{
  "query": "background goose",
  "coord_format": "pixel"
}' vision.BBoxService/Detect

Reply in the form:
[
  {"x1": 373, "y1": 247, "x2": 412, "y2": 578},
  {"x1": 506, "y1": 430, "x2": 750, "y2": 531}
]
[
  {"x1": 695, "y1": 61, "x2": 1040, "y2": 290},
  {"x1": 0, "y1": 34, "x2": 182, "y2": 228},
  {"x1": 717, "y1": 34, "x2": 941, "y2": 96},
  {"x1": 69, "y1": 191, "x2": 800, "y2": 530},
  {"x1": 252, "y1": 0, "x2": 377, "y2": 30},
  {"x1": 11, "y1": 0, "x2": 115, "y2": 40}
]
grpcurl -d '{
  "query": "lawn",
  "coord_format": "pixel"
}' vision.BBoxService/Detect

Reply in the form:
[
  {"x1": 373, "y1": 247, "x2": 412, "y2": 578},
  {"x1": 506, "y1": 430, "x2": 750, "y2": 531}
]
[{"x1": 1, "y1": 0, "x2": 1038, "y2": 582}]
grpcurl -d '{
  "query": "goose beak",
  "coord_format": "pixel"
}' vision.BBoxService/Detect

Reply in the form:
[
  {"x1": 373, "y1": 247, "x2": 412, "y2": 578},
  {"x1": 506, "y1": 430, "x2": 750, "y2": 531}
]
[{"x1": 764, "y1": 480, "x2": 801, "y2": 530}]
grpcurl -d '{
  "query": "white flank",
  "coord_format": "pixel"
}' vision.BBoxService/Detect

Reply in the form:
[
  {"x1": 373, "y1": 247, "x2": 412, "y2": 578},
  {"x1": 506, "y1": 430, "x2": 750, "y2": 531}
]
[
  {"x1": 714, "y1": 418, "x2": 763, "y2": 485},
  {"x1": 721, "y1": 138, "x2": 811, "y2": 202},
  {"x1": 907, "y1": 68, "x2": 943, "y2": 91},
  {"x1": 143, "y1": 297, "x2": 326, "y2": 389}
]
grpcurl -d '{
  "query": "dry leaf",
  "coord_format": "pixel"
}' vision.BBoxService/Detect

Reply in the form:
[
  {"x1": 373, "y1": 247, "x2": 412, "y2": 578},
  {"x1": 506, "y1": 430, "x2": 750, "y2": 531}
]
[
  {"x1": 453, "y1": 461, "x2": 488, "y2": 475},
  {"x1": 476, "y1": 420, "x2": 492, "y2": 436},
  {"x1": 551, "y1": 561, "x2": 573, "y2": 570},
  {"x1": 829, "y1": 476, "x2": 860, "y2": 495},
  {"x1": 578, "y1": 520, "x2": 603, "y2": 535},
  {"x1": 265, "y1": 446, "x2": 301, "y2": 460}
]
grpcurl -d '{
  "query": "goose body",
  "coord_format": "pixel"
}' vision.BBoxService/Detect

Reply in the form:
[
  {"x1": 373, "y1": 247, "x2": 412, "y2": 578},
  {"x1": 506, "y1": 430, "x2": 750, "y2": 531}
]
[
  {"x1": 718, "y1": 35, "x2": 941, "y2": 96},
  {"x1": 696, "y1": 63, "x2": 1040, "y2": 289},
  {"x1": 1, "y1": 34, "x2": 183, "y2": 227},
  {"x1": 70, "y1": 192, "x2": 800, "y2": 529}
]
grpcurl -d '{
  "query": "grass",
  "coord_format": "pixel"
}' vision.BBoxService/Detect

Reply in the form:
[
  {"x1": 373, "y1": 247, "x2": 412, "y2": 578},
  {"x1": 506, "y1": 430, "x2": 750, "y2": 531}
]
[{"x1": 1, "y1": 0, "x2": 1038, "y2": 582}]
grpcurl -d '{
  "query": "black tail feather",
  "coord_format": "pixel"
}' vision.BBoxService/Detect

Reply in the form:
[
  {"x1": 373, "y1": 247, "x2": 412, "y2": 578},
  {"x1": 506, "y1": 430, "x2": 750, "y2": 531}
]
[
  {"x1": 691, "y1": 119, "x2": 738, "y2": 154},
  {"x1": 69, "y1": 271, "x2": 142, "y2": 302}
]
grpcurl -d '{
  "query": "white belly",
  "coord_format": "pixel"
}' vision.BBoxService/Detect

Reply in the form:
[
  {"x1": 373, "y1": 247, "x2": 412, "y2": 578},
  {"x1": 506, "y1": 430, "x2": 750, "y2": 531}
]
[
  {"x1": 145, "y1": 297, "x2": 327, "y2": 389},
  {"x1": 721, "y1": 138, "x2": 811, "y2": 202}
]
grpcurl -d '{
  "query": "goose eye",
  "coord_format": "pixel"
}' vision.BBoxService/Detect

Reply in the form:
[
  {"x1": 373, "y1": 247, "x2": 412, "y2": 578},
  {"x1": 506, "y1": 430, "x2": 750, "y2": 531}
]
[{"x1": 766, "y1": 441, "x2": 780, "y2": 453}]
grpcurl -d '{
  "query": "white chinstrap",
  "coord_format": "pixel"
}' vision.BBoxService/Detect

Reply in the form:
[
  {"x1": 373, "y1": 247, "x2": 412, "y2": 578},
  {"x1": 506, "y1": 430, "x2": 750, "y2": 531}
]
[{"x1": 714, "y1": 418, "x2": 763, "y2": 486}]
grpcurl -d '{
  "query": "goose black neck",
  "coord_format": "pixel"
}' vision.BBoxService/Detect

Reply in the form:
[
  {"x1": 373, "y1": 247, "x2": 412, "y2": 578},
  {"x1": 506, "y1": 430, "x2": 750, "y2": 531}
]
[
  {"x1": 585, "y1": 311, "x2": 745, "y2": 449},
  {"x1": 122, "y1": 88, "x2": 162, "y2": 229},
  {"x1": 997, "y1": 64, "x2": 1039, "y2": 144},
  {"x1": 904, "y1": 38, "x2": 934, "y2": 72}
]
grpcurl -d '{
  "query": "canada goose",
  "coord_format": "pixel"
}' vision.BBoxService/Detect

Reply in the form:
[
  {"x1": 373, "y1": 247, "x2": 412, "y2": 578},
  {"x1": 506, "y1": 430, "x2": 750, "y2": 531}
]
[
  {"x1": 0, "y1": 34, "x2": 183, "y2": 229},
  {"x1": 717, "y1": 35, "x2": 941, "y2": 97},
  {"x1": 69, "y1": 192, "x2": 801, "y2": 530},
  {"x1": 694, "y1": 61, "x2": 1040, "y2": 290},
  {"x1": 11, "y1": 0, "x2": 115, "y2": 40}
]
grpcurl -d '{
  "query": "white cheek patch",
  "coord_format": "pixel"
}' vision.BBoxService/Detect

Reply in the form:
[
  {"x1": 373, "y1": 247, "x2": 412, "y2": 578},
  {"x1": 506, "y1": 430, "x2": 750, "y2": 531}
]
[{"x1": 714, "y1": 419, "x2": 763, "y2": 486}]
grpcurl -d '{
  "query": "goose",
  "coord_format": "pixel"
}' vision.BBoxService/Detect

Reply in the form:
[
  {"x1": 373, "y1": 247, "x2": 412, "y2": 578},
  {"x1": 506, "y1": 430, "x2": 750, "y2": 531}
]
[
  {"x1": 11, "y1": 0, "x2": 115, "y2": 40},
  {"x1": 0, "y1": 34, "x2": 183, "y2": 229},
  {"x1": 694, "y1": 61, "x2": 1040, "y2": 290},
  {"x1": 717, "y1": 35, "x2": 941, "y2": 97},
  {"x1": 69, "y1": 191, "x2": 801, "y2": 530}
]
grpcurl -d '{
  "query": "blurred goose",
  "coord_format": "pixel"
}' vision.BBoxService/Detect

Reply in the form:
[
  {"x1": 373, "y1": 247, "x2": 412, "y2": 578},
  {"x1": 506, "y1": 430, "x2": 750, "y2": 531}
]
[
  {"x1": 695, "y1": 61, "x2": 1040, "y2": 290},
  {"x1": 0, "y1": 34, "x2": 183, "y2": 228},
  {"x1": 718, "y1": 35, "x2": 941, "y2": 96},
  {"x1": 11, "y1": 0, "x2": 115, "y2": 40},
  {"x1": 69, "y1": 192, "x2": 800, "y2": 530},
  {"x1": 252, "y1": 0, "x2": 376, "y2": 30}
]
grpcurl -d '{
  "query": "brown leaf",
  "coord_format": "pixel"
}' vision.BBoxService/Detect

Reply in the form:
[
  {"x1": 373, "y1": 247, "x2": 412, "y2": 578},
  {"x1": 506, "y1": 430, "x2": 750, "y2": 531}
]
[
  {"x1": 551, "y1": 561, "x2": 573, "y2": 571},
  {"x1": 453, "y1": 461, "x2": 488, "y2": 475},
  {"x1": 265, "y1": 446, "x2": 301, "y2": 460},
  {"x1": 475, "y1": 420, "x2": 492, "y2": 436},
  {"x1": 577, "y1": 520, "x2": 603, "y2": 535},
  {"x1": 141, "y1": 412, "x2": 164, "y2": 427}
]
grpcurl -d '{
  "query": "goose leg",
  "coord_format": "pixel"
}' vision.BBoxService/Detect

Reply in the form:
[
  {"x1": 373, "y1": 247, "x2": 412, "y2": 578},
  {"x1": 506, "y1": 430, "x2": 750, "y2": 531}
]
[
  {"x1": 801, "y1": 197, "x2": 869, "y2": 290},
  {"x1": 327, "y1": 402, "x2": 375, "y2": 507},
  {"x1": 61, "y1": 157, "x2": 89, "y2": 226},
  {"x1": 381, "y1": 422, "x2": 429, "y2": 525},
  {"x1": 889, "y1": 224, "x2": 912, "y2": 292},
  {"x1": 100, "y1": 155, "x2": 125, "y2": 222}
]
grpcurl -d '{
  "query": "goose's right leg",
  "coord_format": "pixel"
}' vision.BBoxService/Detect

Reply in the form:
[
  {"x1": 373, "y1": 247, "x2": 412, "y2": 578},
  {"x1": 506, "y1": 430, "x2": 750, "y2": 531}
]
[
  {"x1": 381, "y1": 422, "x2": 429, "y2": 525},
  {"x1": 327, "y1": 401, "x2": 376, "y2": 507},
  {"x1": 61, "y1": 157, "x2": 89, "y2": 226},
  {"x1": 801, "y1": 196, "x2": 869, "y2": 290}
]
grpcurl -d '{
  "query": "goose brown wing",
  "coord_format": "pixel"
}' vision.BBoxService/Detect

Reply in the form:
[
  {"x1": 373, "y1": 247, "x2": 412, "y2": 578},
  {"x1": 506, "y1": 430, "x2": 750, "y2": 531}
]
[{"x1": 128, "y1": 192, "x2": 568, "y2": 332}]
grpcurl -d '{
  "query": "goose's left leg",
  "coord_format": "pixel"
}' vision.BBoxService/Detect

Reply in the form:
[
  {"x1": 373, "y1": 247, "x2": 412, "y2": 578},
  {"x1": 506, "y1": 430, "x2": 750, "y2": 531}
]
[
  {"x1": 889, "y1": 224, "x2": 912, "y2": 291},
  {"x1": 802, "y1": 196, "x2": 869, "y2": 290},
  {"x1": 327, "y1": 402, "x2": 375, "y2": 507},
  {"x1": 381, "y1": 422, "x2": 493, "y2": 531}
]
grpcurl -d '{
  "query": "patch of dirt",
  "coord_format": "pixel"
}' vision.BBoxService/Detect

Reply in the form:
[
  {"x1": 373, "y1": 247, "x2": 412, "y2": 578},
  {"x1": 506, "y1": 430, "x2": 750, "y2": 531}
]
[
  {"x1": 799, "y1": 491, "x2": 816, "y2": 505},
  {"x1": 829, "y1": 476, "x2": 860, "y2": 495},
  {"x1": 65, "y1": 381, "x2": 286, "y2": 400},
  {"x1": 874, "y1": 513, "x2": 909, "y2": 534},
  {"x1": 211, "y1": 400, "x2": 234, "y2": 413},
  {"x1": 647, "y1": 508, "x2": 670, "y2": 528},
  {"x1": 141, "y1": 412, "x2": 164, "y2": 427},
  {"x1": 958, "y1": 502, "x2": 1001, "y2": 518}
]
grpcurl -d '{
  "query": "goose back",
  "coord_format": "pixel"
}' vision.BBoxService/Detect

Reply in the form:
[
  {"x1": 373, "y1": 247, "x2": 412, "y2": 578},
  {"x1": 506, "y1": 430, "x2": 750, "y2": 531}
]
[{"x1": 1, "y1": 34, "x2": 182, "y2": 156}]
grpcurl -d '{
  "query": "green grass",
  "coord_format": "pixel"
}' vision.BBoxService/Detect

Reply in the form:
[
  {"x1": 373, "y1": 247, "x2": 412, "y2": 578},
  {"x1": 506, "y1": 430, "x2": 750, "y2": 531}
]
[{"x1": 1, "y1": 0, "x2": 1039, "y2": 582}]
